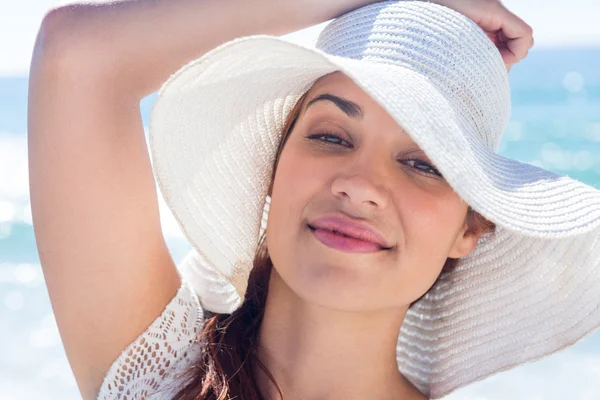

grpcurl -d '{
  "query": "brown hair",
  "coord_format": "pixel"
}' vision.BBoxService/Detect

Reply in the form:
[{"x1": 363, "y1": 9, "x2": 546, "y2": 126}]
[{"x1": 167, "y1": 88, "x2": 496, "y2": 399}]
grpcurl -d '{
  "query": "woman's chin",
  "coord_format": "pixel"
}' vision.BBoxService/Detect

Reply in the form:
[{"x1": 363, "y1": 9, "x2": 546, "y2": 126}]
[{"x1": 272, "y1": 262, "x2": 396, "y2": 312}]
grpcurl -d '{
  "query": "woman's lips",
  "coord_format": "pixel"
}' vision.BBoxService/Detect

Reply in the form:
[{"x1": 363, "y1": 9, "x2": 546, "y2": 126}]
[
  {"x1": 307, "y1": 214, "x2": 392, "y2": 249},
  {"x1": 308, "y1": 224, "x2": 388, "y2": 253}
]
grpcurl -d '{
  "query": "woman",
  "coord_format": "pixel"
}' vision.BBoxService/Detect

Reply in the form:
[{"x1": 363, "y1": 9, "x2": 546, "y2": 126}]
[{"x1": 29, "y1": 0, "x2": 598, "y2": 399}]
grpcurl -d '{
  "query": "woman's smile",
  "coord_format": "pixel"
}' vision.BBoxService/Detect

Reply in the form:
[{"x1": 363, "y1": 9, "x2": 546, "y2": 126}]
[{"x1": 308, "y1": 223, "x2": 389, "y2": 253}]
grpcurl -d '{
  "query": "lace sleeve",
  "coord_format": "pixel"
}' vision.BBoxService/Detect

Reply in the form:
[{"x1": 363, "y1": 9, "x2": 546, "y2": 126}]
[{"x1": 97, "y1": 278, "x2": 205, "y2": 399}]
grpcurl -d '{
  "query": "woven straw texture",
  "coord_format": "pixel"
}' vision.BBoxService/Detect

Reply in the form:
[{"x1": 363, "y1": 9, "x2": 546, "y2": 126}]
[{"x1": 148, "y1": 1, "x2": 600, "y2": 397}]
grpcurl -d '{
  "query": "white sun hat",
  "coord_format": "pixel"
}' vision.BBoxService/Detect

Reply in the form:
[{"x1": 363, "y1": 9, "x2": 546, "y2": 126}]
[{"x1": 148, "y1": 0, "x2": 600, "y2": 397}]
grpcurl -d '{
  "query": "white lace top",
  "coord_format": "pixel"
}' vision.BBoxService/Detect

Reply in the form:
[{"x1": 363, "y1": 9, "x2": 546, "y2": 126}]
[{"x1": 97, "y1": 278, "x2": 205, "y2": 399}]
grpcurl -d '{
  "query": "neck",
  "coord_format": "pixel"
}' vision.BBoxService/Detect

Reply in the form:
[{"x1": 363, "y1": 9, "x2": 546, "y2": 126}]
[{"x1": 254, "y1": 268, "x2": 426, "y2": 400}]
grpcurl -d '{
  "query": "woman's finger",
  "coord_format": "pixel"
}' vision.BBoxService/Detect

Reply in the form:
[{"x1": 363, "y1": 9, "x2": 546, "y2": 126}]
[
  {"x1": 434, "y1": 0, "x2": 534, "y2": 69},
  {"x1": 495, "y1": 6, "x2": 534, "y2": 68}
]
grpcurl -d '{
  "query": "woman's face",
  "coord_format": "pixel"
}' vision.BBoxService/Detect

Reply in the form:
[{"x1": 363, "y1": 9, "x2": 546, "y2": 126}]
[{"x1": 266, "y1": 71, "x2": 480, "y2": 312}]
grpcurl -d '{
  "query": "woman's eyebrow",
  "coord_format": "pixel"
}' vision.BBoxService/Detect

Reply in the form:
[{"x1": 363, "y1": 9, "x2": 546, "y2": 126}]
[{"x1": 305, "y1": 93, "x2": 364, "y2": 120}]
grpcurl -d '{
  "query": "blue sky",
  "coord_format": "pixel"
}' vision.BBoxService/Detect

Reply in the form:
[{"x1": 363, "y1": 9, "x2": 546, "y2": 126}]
[{"x1": 2, "y1": 0, "x2": 600, "y2": 76}]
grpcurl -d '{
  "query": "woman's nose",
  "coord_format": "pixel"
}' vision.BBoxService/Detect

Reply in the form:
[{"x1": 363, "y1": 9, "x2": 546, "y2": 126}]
[{"x1": 330, "y1": 163, "x2": 390, "y2": 211}]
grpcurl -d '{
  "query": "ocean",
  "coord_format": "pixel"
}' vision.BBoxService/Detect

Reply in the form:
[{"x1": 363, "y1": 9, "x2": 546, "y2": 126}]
[{"x1": 1, "y1": 46, "x2": 599, "y2": 399}]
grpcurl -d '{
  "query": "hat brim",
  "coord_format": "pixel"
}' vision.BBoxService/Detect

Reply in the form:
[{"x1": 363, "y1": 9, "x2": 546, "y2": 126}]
[{"x1": 149, "y1": 35, "x2": 600, "y2": 398}]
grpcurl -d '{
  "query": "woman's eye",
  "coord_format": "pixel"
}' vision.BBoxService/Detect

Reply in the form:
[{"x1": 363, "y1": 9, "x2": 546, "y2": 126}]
[
  {"x1": 306, "y1": 133, "x2": 443, "y2": 178},
  {"x1": 306, "y1": 133, "x2": 351, "y2": 147},
  {"x1": 403, "y1": 159, "x2": 443, "y2": 178}
]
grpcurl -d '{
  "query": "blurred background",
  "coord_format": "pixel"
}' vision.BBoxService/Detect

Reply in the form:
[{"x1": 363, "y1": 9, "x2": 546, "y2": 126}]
[{"x1": 1, "y1": 0, "x2": 599, "y2": 399}]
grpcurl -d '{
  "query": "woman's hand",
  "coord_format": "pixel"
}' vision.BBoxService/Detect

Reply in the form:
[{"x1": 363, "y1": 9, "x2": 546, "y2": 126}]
[{"x1": 434, "y1": 0, "x2": 534, "y2": 71}]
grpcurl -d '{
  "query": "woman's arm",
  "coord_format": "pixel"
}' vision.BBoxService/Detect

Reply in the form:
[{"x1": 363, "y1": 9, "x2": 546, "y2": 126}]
[{"x1": 37, "y1": 0, "x2": 531, "y2": 100}]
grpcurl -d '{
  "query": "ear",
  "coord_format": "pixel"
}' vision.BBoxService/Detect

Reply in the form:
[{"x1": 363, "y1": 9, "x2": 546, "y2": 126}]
[{"x1": 447, "y1": 222, "x2": 481, "y2": 259}]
